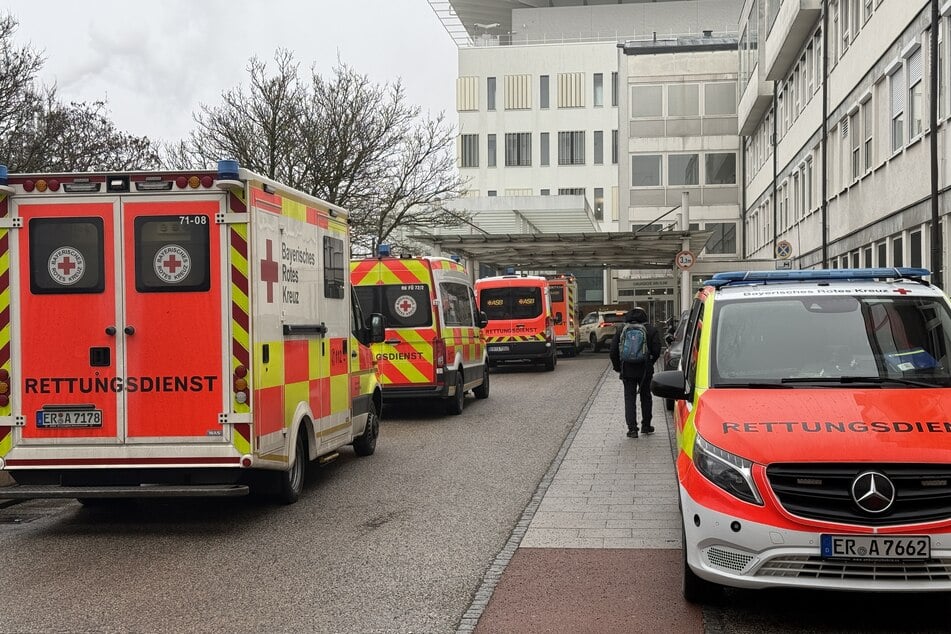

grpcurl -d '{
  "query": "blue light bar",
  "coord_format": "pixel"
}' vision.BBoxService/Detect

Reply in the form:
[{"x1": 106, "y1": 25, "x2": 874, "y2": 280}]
[
  {"x1": 0, "y1": 165, "x2": 7, "y2": 186},
  {"x1": 704, "y1": 267, "x2": 931, "y2": 288},
  {"x1": 217, "y1": 159, "x2": 240, "y2": 181},
  {"x1": 377, "y1": 244, "x2": 391, "y2": 257}
]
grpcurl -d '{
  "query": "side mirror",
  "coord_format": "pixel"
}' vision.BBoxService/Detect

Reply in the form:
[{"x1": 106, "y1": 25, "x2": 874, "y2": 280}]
[
  {"x1": 477, "y1": 311, "x2": 489, "y2": 329},
  {"x1": 369, "y1": 313, "x2": 385, "y2": 344},
  {"x1": 554, "y1": 312, "x2": 563, "y2": 325},
  {"x1": 651, "y1": 370, "x2": 687, "y2": 402},
  {"x1": 665, "y1": 333, "x2": 675, "y2": 345}
]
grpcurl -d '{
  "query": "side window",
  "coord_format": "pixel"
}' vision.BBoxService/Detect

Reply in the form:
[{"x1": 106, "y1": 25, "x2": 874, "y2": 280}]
[
  {"x1": 440, "y1": 282, "x2": 475, "y2": 327},
  {"x1": 683, "y1": 301, "x2": 705, "y2": 394},
  {"x1": 135, "y1": 215, "x2": 210, "y2": 293},
  {"x1": 30, "y1": 217, "x2": 105, "y2": 294},
  {"x1": 350, "y1": 286, "x2": 364, "y2": 336},
  {"x1": 323, "y1": 236, "x2": 345, "y2": 299},
  {"x1": 582, "y1": 312, "x2": 597, "y2": 325}
]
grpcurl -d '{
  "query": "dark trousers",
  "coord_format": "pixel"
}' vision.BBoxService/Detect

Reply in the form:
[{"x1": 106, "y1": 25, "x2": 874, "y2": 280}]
[{"x1": 621, "y1": 369, "x2": 653, "y2": 431}]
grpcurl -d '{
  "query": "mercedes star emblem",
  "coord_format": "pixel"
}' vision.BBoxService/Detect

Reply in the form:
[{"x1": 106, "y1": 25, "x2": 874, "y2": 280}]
[{"x1": 851, "y1": 471, "x2": 896, "y2": 514}]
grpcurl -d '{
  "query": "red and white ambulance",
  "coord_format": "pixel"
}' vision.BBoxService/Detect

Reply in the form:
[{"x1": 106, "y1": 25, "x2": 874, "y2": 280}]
[
  {"x1": 652, "y1": 268, "x2": 951, "y2": 600},
  {"x1": 545, "y1": 274, "x2": 579, "y2": 357},
  {"x1": 0, "y1": 161, "x2": 383, "y2": 504},
  {"x1": 475, "y1": 274, "x2": 557, "y2": 371}
]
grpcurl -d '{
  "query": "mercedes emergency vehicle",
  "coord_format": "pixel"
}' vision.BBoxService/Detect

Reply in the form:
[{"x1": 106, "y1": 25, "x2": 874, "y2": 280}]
[
  {"x1": 350, "y1": 254, "x2": 489, "y2": 415},
  {"x1": 0, "y1": 160, "x2": 384, "y2": 504},
  {"x1": 651, "y1": 268, "x2": 951, "y2": 601},
  {"x1": 475, "y1": 275, "x2": 557, "y2": 371},
  {"x1": 545, "y1": 274, "x2": 579, "y2": 357}
]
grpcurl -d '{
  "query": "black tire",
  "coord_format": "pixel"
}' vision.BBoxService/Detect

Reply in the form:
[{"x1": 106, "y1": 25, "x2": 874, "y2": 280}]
[
  {"x1": 590, "y1": 334, "x2": 600, "y2": 352},
  {"x1": 666, "y1": 398, "x2": 675, "y2": 411},
  {"x1": 353, "y1": 400, "x2": 379, "y2": 456},
  {"x1": 445, "y1": 372, "x2": 465, "y2": 415},
  {"x1": 473, "y1": 364, "x2": 490, "y2": 399},
  {"x1": 277, "y1": 428, "x2": 307, "y2": 504},
  {"x1": 682, "y1": 524, "x2": 721, "y2": 603},
  {"x1": 544, "y1": 352, "x2": 556, "y2": 371}
]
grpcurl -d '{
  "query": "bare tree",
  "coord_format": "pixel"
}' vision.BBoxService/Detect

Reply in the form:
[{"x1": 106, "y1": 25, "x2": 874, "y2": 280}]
[
  {"x1": 0, "y1": 14, "x2": 159, "y2": 172},
  {"x1": 175, "y1": 51, "x2": 467, "y2": 252}
]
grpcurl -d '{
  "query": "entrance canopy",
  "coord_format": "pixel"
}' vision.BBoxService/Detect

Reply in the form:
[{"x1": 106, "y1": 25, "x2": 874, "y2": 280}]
[{"x1": 410, "y1": 230, "x2": 713, "y2": 270}]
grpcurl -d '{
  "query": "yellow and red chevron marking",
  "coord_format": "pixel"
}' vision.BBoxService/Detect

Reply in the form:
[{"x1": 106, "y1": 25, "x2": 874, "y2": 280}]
[
  {"x1": 375, "y1": 329, "x2": 436, "y2": 386},
  {"x1": 351, "y1": 258, "x2": 432, "y2": 287},
  {"x1": 430, "y1": 258, "x2": 466, "y2": 274},
  {"x1": 228, "y1": 190, "x2": 252, "y2": 455},
  {"x1": 0, "y1": 195, "x2": 9, "y2": 456},
  {"x1": 485, "y1": 334, "x2": 546, "y2": 343},
  {"x1": 250, "y1": 186, "x2": 344, "y2": 233}
]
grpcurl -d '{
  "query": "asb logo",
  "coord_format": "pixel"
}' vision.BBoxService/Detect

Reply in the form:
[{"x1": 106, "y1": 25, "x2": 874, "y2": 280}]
[
  {"x1": 48, "y1": 246, "x2": 85, "y2": 286},
  {"x1": 154, "y1": 244, "x2": 191, "y2": 284},
  {"x1": 851, "y1": 471, "x2": 896, "y2": 514},
  {"x1": 394, "y1": 295, "x2": 417, "y2": 318}
]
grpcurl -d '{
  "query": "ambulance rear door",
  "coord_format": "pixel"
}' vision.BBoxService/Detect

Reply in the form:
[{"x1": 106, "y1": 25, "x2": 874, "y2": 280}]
[{"x1": 15, "y1": 193, "x2": 227, "y2": 447}]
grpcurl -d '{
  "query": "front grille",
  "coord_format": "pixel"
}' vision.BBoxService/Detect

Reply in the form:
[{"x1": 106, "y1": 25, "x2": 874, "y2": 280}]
[
  {"x1": 757, "y1": 556, "x2": 951, "y2": 581},
  {"x1": 766, "y1": 464, "x2": 951, "y2": 526}
]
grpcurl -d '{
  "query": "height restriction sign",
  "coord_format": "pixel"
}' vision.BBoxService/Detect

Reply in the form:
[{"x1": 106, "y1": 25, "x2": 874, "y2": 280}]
[{"x1": 675, "y1": 250, "x2": 696, "y2": 271}]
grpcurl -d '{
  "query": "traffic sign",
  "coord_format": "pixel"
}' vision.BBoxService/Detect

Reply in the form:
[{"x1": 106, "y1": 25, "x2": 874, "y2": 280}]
[
  {"x1": 775, "y1": 259, "x2": 792, "y2": 270},
  {"x1": 776, "y1": 240, "x2": 793, "y2": 260},
  {"x1": 675, "y1": 250, "x2": 695, "y2": 271}
]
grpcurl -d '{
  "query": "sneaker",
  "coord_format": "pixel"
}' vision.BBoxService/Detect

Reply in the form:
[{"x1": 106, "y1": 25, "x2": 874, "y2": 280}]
[
  {"x1": 626, "y1": 429, "x2": 639, "y2": 438},
  {"x1": 641, "y1": 425, "x2": 655, "y2": 435}
]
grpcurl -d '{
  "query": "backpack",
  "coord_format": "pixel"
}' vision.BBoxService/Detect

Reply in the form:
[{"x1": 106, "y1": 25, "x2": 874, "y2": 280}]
[{"x1": 619, "y1": 323, "x2": 649, "y2": 363}]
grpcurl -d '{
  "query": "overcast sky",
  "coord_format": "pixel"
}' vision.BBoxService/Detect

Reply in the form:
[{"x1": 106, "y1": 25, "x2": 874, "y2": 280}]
[{"x1": 5, "y1": 0, "x2": 458, "y2": 144}]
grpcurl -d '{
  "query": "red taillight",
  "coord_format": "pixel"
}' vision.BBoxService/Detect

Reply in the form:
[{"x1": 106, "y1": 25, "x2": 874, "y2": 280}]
[
  {"x1": 0, "y1": 395, "x2": 8, "y2": 407},
  {"x1": 598, "y1": 322, "x2": 606, "y2": 328},
  {"x1": 200, "y1": 175, "x2": 214, "y2": 188},
  {"x1": 434, "y1": 339, "x2": 446, "y2": 368},
  {"x1": 47, "y1": 179, "x2": 60, "y2": 191},
  {"x1": 23, "y1": 180, "x2": 35, "y2": 192},
  {"x1": 0, "y1": 369, "x2": 9, "y2": 382},
  {"x1": 175, "y1": 176, "x2": 188, "y2": 189}
]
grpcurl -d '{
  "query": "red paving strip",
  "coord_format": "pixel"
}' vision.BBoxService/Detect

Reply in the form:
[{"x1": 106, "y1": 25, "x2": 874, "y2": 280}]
[{"x1": 474, "y1": 548, "x2": 702, "y2": 634}]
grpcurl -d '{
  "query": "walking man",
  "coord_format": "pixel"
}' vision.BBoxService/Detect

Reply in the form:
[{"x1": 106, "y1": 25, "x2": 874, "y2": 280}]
[{"x1": 610, "y1": 306, "x2": 662, "y2": 438}]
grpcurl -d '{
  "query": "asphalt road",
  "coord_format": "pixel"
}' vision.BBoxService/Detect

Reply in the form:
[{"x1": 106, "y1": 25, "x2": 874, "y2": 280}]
[{"x1": 0, "y1": 353, "x2": 607, "y2": 634}]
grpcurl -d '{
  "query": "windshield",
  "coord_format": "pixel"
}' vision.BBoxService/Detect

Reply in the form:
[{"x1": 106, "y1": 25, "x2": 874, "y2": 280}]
[
  {"x1": 711, "y1": 294, "x2": 951, "y2": 386},
  {"x1": 480, "y1": 287, "x2": 543, "y2": 320},
  {"x1": 353, "y1": 284, "x2": 432, "y2": 328}
]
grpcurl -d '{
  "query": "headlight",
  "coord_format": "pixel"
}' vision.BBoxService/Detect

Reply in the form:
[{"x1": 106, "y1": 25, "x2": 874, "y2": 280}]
[{"x1": 693, "y1": 434, "x2": 763, "y2": 505}]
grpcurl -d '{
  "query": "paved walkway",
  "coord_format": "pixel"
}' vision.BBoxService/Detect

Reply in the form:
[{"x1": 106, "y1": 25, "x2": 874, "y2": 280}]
[{"x1": 460, "y1": 363, "x2": 701, "y2": 633}]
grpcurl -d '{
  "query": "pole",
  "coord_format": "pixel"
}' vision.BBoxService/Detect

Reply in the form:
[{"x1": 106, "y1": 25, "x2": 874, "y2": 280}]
[
  {"x1": 930, "y1": 0, "x2": 943, "y2": 286},
  {"x1": 821, "y1": 0, "x2": 830, "y2": 268},
  {"x1": 680, "y1": 192, "x2": 691, "y2": 312}
]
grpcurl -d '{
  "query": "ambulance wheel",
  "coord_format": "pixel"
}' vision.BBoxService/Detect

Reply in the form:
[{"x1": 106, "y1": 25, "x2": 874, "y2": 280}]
[
  {"x1": 353, "y1": 401, "x2": 379, "y2": 457},
  {"x1": 277, "y1": 428, "x2": 307, "y2": 504},
  {"x1": 682, "y1": 524, "x2": 721, "y2": 604},
  {"x1": 544, "y1": 352, "x2": 556, "y2": 371},
  {"x1": 446, "y1": 373, "x2": 465, "y2": 415},
  {"x1": 473, "y1": 365, "x2": 490, "y2": 399},
  {"x1": 590, "y1": 334, "x2": 600, "y2": 352}
]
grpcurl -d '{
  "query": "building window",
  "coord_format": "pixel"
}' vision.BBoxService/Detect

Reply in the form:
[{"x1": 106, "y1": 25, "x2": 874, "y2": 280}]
[
  {"x1": 877, "y1": 241, "x2": 886, "y2": 266},
  {"x1": 850, "y1": 111, "x2": 860, "y2": 181},
  {"x1": 908, "y1": 49, "x2": 923, "y2": 139},
  {"x1": 594, "y1": 73, "x2": 604, "y2": 107},
  {"x1": 631, "y1": 155, "x2": 662, "y2": 187},
  {"x1": 841, "y1": 0, "x2": 850, "y2": 51},
  {"x1": 487, "y1": 190, "x2": 497, "y2": 197},
  {"x1": 540, "y1": 75, "x2": 549, "y2": 109},
  {"x1": 540, "y1": 132, "x2": 550, "y2": 166},
  {"x1": 460, "y1": 134, "x2": 478, "y2": 168},
  {"x1": 864, "y1": 246, "x2": 873, "y2": 267},
  {"x1": 910, "y1": 230, "x2": 923, "y2": 268},
  {"x1": 611, "y1": 130, "x2": 618, "y2": 164},
  {"x1": 893, "y1": 235, "x2": 904, "y2": 267},
  {"x1": 504, "y1": 132, "x2": 532, "y2": 167},
  {"x1": 704, "y1": 223, "x2": 737, "y2": 255},
  {"x1": 487, "y1": 77, "x2": 496, "y2": 111},
  {"x1": 864, "y1": 0, "x2": 873, "y2": 22},
  {"x1": 805, "y1": 159, "x2": 813, "y2": 212},
  {"x1": 487, "y1": 134, "x2": 496, "y2": 167},
  {"x1": 705, "y1": 153, "x2": 736, "y2": 185},
  {"x1": 631, "y1": 85, "x2": 663, "y2": 117},
  {"x1": 890, "y1": 67, "x2": 904, "y2": 152},
  {"x1": 540, "y1": 189, "x2": 550, "y2": 196},
  {"x1": 668, "y1": 154, "x2": 700, "y2": 186},
  {"x1": 558, "y1": 188, "x2": 584, "y2": 196},
  {"x1": 611, "y1": 72, "x2": 618, "y2": 107},
  {"x1": 704, "y1": 82, "x2": 737, "y2": 115},
  {"x1": 594, "y1": 131, "x2": 604, "y2": 165},
  {"x1": 863, "y1": 98, "x2": 874, "y2": 171},
  {"x1": 557, "y1": 131, "x2": 585, "y2": 165},
  {"x1": 594, "y1": 188, "x2": 604, "y2": 220},
  {"x1": 668, "y1": 84, "x2": 699, "y2": 116}
]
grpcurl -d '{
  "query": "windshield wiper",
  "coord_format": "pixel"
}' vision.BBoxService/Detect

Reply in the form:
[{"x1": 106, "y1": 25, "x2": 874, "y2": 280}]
[
  {"x1": 716, "y1": 382, "x2": 787, "y2": 388},
  {"x1": 781, "y1": 376, "x2": 944, "y2": 387}
]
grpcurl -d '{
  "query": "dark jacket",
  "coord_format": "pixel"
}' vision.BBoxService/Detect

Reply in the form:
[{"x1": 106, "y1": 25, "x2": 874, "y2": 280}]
[{"x1": 610, "y1": 309, "x2": 662, "y2": 379}]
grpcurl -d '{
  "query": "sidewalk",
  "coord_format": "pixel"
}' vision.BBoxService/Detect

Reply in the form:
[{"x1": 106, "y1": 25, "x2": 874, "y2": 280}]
[{"x1": 460, "y1": 364, "x2": 702, "y2": 633}]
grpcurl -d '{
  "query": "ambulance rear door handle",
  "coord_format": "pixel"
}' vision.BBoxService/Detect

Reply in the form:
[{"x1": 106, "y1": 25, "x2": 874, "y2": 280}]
[
  {"x1": 105, "y1": 326, "x2": 116, "y2": 336},
  {"x1": 124, "y1": 326, "x2": 135, "y2": 336}
]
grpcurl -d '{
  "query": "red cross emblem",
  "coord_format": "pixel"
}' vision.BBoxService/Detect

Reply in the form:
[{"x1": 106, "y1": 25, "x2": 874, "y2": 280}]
[
  {"x1": 398, "y1": 298, "x2": 413, "y2": 312},
  {"x1": 260, "y1": 239, "x2": 279, "y2": 303},
  {"x1": 57, "y1": 256, "x2": 77, "y2": 276},
  {"x1": 163, "y1": 254, "x2": 182, "y2": 274},
  {"x1": 895, "y1": 288, "x2": 910, "y2": 295}
]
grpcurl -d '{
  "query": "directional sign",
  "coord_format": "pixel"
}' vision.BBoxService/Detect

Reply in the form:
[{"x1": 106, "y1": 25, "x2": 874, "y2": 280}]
[
  {"x1": 675, "y1": 250, "x2": 696, "y2": 271},
  {"x1": 776, "y1": 240, "x2": 793, "y2": 260}
]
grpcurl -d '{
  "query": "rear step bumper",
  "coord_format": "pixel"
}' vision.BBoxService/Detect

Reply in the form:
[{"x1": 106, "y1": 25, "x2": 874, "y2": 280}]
[{"x1": 0, "y1": 484, "x2": 249, "y2": 499}]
